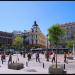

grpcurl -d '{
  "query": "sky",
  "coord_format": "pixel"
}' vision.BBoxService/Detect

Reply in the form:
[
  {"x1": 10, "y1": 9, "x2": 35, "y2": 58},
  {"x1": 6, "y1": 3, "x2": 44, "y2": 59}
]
[{"x1": 0, "y1": 1, "x2": 75, "y2": 35}]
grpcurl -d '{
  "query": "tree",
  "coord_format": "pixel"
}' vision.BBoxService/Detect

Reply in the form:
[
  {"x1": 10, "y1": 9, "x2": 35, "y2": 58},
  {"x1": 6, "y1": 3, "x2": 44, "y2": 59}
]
[
  {"x1": 12, "y1": 35, "x2": 23, "y2": 51},
  {"x1": 66, "y1": 39, "x2": 75, "y2": 49},
  {"x1": 12, "y1": 35, "x2": 23, "y2": 62},
  {"x1": 48, "y1": 24, "x2": 66, "y2": 68}
]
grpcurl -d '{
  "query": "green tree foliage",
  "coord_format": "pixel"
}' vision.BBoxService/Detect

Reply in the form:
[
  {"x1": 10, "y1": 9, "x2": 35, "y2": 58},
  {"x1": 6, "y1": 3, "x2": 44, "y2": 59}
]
[
  {"x1": 66, "y1": 39, "x2": 75, "y2": 49},
  {"x1": 12, "y1": 35, "x2": 23, "y2": 50},
  {"x1": 48, "y1": 24, "x2": 66, "y2": 47},
  {"x1": 48, "y1": 24, "x2": 66, "y2": 68}
]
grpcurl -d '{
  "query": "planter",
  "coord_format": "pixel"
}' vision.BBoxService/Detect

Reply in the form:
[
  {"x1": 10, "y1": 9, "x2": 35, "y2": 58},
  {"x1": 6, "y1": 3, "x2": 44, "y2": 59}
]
[
  {"x1": 48, "y1": 64, "x2": 66, "y2": 74},
  {"x1": 8, "y1": 63, "x2": 24, "y2": 70}
]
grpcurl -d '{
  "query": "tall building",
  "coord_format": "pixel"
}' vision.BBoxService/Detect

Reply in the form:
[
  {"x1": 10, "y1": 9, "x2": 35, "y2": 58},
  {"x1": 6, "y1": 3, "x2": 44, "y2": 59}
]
[{"x1": 23, "y1": 21, "x2": 50, "y2": 49}]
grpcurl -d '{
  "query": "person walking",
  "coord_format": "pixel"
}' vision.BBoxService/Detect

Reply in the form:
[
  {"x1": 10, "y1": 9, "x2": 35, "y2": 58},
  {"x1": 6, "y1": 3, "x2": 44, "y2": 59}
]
[
  {"x1": 1, "y1": 53, "x2": 4, "y2": 64},
  {"x1": 45, "y1": 51, "x2": 49, "y2": 61},
  {"x1": 8, "y1": 54, "x2": 12, "y2": 64},
  {"x1": 36, "y1": 52, "x2": 40, "y2": 62},
  {"x1": 52, "y1": 52, "x2": 55, "y2": 63},
  {"x1": 27, "y1": 53, "x2": 31, "y2": 61},
  {"x1": 64, "y1": 52, "x2": 67, "y2": 63},
  {"x1": 23, "y1": 51, "x2": 25, "y2": 58},
  {"x1": 20, "y1": 51, "x2": 22, "y2": 56}
]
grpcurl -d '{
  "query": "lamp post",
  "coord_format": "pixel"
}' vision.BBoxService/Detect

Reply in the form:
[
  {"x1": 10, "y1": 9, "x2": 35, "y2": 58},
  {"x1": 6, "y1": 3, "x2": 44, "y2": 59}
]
[
  {"x1": 35, "y1": 25, "x2": 38, "y2": 49},
  {"x1": 27, "y1": 32, "x2": 30, "y2": 52},
  {"x1": 31, "y1": 28, "x2": 33, "y2": 49},
  {"x1": 46, "y1": 34, "x2": 49, "y2": 61},
  {"x1": 47, "y1": 34, "x2": 48, "y2": 51},
  {"x1": 73, "y1": 44, "x2": 75, "y2": 57},
  {"x1": 23, "y1": 33, "x2": 25, "y2": 52}
]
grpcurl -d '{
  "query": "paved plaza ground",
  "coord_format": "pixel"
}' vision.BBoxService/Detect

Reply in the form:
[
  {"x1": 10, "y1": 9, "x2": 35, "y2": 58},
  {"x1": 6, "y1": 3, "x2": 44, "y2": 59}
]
[{"x1": 0, "y1": 53, "x2": 75, "y2": 74}]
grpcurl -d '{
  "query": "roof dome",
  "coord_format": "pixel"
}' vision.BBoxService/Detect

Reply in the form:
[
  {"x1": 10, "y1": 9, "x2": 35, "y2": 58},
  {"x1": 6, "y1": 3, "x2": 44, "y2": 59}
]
[{"x1": 33, "y1": 21, "x2": 38, "y2": 26}]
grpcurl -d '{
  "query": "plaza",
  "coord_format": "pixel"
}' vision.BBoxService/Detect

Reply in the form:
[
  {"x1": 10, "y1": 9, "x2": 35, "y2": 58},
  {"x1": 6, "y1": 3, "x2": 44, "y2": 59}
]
[
  {"x1": 0, "y1": 53, "x2": 75, "y2": 74},
  {"x1": 0, "y1": 1, "x2": 75, "y2": 74}
]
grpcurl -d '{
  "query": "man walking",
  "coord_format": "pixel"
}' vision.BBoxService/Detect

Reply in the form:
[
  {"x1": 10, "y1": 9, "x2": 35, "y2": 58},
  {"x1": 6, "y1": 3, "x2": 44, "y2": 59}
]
[
  {"x1": 27, "y1": 53, "x2": 31, "y2": 61},
  {"x1": 52, "y1": 52, "x2": 55, "y2": 63},
  {"x1": 8, "y1": 54, "x2": 12, "y2": 64},
  {"x1": 64, "y1": 52, "x2": 67, "y2": 63},
  {"x1": 36, "y1": 52, "x2": 40, "y2": 62},
  {"x1": 1, "y1": 53, "x2": 4, "y2": 64}
]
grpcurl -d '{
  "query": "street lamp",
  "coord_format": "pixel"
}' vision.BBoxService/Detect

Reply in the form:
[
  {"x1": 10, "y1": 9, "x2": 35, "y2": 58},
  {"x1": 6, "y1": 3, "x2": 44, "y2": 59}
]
[
  {"x1": 46, "y1": 34, "x2": 48, "y2": 51},
  {"x1": 23, "y1": 33, "x2": 25, "y2": 51},
  {"x1": 27, "y1": 32, "x2": 30, "y2": 52},
  {"x1": 31, "y1": 28, "x2": 33, "y2": 48},
  {"x1": 73, "y1": 44, "x2": 75, "y2": 57},
  {"x1": 46, "y1": 34, "x2": 49, "y2": 61}
]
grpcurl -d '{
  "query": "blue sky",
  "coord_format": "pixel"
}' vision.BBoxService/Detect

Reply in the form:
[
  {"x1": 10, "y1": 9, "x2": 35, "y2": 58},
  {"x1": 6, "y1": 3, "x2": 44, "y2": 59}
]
[{"x1": 0, "y1": 1, "x2": 75, "y2": 35}]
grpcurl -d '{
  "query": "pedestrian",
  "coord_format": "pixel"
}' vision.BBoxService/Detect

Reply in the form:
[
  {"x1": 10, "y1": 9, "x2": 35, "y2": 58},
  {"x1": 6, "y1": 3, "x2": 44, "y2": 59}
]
[
  {"x1": 64, "y1": 52, "x2": 67, "y2": 63},
  {"x1": 27, "y1": 53, "x2": 31, "y2": 61},
  {"x1": 52, "y1": 52, "x2": 55, "y2": 63},
  {"x1": 49, "y1": 51, "x2": 52, "y2": 59},
  {"x1": 20, "y1": 51, "x2": 22, "y2": 56},
  {"x1": 1, "y1": 53, "x2": 4, "y2": 64},
  {"x1": 8, "y1": 54, "x2": 12, "y2": 64},
  {"x1": 23, "y1": 51, "x2": 25, "y2": 58},
  {"x1": 36, "y1": 52, "x2": 40, "y2": 62},
  {"x1": 45, "y1": 51, "x2": 49, "y2": 61}
]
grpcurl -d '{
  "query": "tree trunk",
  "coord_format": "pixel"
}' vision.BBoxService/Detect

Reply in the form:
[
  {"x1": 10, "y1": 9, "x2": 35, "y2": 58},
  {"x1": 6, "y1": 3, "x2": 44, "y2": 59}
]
[
  {"x1": 55, "y1": 45, "x2": 58, "y2": 68},
  {"x1": 56, "y1": 48, "x2": 57, "y2": 68}
]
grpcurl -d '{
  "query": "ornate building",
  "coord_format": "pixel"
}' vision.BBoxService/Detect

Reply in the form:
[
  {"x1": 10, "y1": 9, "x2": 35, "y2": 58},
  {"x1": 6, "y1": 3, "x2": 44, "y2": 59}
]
[{"x1": 23, "y1": 21, "x2": 50, "y2": 49}]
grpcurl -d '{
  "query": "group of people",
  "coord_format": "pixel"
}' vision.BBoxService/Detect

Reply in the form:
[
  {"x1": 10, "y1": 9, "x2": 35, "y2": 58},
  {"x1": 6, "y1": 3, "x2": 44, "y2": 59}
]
[
  {"x1": 45, "y1": 51, "x2": 56, "y2": 63},
  {"x1": 20, "y1": 51, "x2": 56, "y2": 63},
  {"x1": 0, "y1": 50, "x2": 70, "y2": 65},
  {"x1": 27, "y1": 51, "x2": 56, "y2": 63},
  {"x1": 1, "y1": 53, "x2": 6, "y2": 64},
  {"x1": 1, "y1": 52, "x2": 12, "y2": 64}
]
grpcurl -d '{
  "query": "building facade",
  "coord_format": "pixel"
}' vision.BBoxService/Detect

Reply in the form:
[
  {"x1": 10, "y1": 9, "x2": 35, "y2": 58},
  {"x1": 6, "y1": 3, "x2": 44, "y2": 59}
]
[
  {"x1": 23, "y1": 21, "x2": 50, "y2": 49},
  {"x1": 60, "y1": 22, "x2": 75, "y2": 48},
  {"x1": 0, "y1": 31, "x2": 13, "y2": 47},
  {"x1": 0, "y1": 21, "x2": 50, "y2": 49}
]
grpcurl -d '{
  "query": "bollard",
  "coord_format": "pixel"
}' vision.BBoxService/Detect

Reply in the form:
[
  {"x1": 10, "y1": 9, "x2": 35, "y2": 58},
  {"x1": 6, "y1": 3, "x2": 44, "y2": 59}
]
[
  {"x1": 13, "y1": 61, "x2": 14, "y2": 63},
  {"x1": 43, "y1": 62, "x2": 44, "y2": 68},
  {"x1": 18, "y1": 58, "x2": 19, "y2": 61},
  {"x1": 2, "y1": 60, "x2": 3, "y2": 64},
  {"x1": 26, "y1": 62, "x2": 28, "y2": 67},
  {"x1": 64, "y1": 63, "x2": 65, "y2": 69}
]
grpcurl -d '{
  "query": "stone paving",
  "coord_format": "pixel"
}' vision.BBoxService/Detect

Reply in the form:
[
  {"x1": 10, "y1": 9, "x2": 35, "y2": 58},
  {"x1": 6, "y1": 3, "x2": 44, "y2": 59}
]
[{"x1": 0, "y1": 54, "x2": 74, "y2": 74}]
